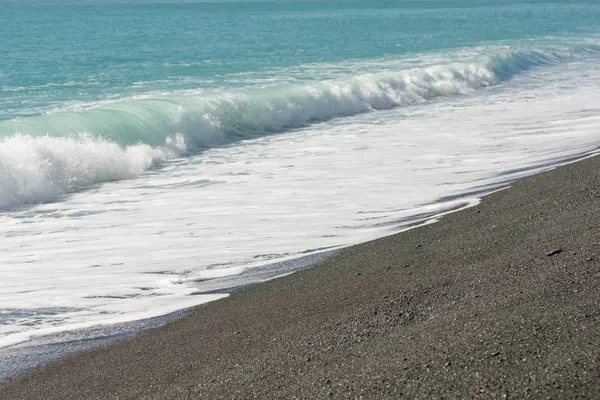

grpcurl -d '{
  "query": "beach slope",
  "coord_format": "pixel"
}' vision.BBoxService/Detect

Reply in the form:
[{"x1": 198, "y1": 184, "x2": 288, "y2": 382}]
[{"x1": 1, "y1": 154, "x2": 600, "y2": 399}]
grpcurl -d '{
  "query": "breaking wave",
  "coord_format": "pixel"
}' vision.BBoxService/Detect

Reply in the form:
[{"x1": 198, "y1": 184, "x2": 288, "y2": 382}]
[{"x1": 0, "y1": 47, "x2": 590, "y2": 208}]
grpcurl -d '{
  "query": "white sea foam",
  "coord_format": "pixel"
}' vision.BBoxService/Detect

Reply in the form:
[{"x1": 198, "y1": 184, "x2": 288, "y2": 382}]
[{"x1": 1, "y1": 50, "x2": 600, "y2": 349}]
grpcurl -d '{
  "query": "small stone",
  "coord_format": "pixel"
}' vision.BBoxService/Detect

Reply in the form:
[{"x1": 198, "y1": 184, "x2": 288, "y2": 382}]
[
  {"x1": 547, "y1": 249, "x2": 563, "y2": 257},
  {"x1": 355, "y1": 272, "x2": 361, "y2": 276},
  {"x1": 491, "y1": 351, "x2": 501, "y2": 357},
  {"x1": 234, "y1": 331, "x2": 241, "y2": 335}
]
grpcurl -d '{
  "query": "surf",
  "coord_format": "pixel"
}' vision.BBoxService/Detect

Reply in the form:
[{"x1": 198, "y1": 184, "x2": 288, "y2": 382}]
[{"x1": 0, "y1": 47, "x2": 592, "y2": 209}]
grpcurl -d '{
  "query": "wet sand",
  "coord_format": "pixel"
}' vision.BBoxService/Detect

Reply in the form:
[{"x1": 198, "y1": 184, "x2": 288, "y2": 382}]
[{"x1": 1, "y1": 154, "x2": 600, "y2": 399}]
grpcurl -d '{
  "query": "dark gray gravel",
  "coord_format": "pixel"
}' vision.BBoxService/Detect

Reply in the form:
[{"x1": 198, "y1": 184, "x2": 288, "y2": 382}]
[{"x1": 1, "y1": 154, "x2": 600, "y2": 399}]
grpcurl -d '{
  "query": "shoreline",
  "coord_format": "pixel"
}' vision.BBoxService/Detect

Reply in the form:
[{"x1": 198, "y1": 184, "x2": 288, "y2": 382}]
[
  {"x1": 2, "y1": 151, "x2": 600, "y2": 398},
  {"x1": 0, "y1": 248, "x2": 337, "y2": 383},
  {"x1": 0, "y1": 193, "x2": 476, "y2": 382},
  {"x1": 0, "y1": 178, "x2": 498, "y2": 382},
  {"x1": 0, "y1": 150, "x2": 590, "y2": 382}
]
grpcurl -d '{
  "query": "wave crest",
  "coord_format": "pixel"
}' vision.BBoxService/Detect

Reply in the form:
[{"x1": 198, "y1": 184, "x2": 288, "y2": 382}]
[
  {"x1": 0, "y1": 134, "x2": 185, "y2": 208},
  {"x1": 0, "y1": 48, "x2": 584, "y2": 208}
]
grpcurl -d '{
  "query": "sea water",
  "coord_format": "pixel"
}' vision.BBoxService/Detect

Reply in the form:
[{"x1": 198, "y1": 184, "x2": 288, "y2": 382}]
[{"x1": 1, "y1": 0, "x2": 600, "y2": 362}]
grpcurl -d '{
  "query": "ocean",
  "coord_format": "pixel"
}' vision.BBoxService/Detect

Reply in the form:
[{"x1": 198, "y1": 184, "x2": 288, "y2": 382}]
[{"x1": 1, "y1": 0, "x2": 600, "y2": 372}]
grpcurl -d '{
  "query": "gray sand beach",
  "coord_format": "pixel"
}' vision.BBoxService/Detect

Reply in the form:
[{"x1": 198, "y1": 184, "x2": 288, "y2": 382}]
[{"x1": 1, "y1": 154, "x2": 599, "y2": 399}]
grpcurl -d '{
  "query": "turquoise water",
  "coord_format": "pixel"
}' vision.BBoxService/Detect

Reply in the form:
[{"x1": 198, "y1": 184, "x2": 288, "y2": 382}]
[
  {"x1": 1, "y1": 1, "x2": 599, "y2": 170},
  {"x1": 2, "y1": 0, "x2": 600, "y2": 363},
  {"x1": 2, "y1": 0, "x2": 599, "y2": 121}
]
